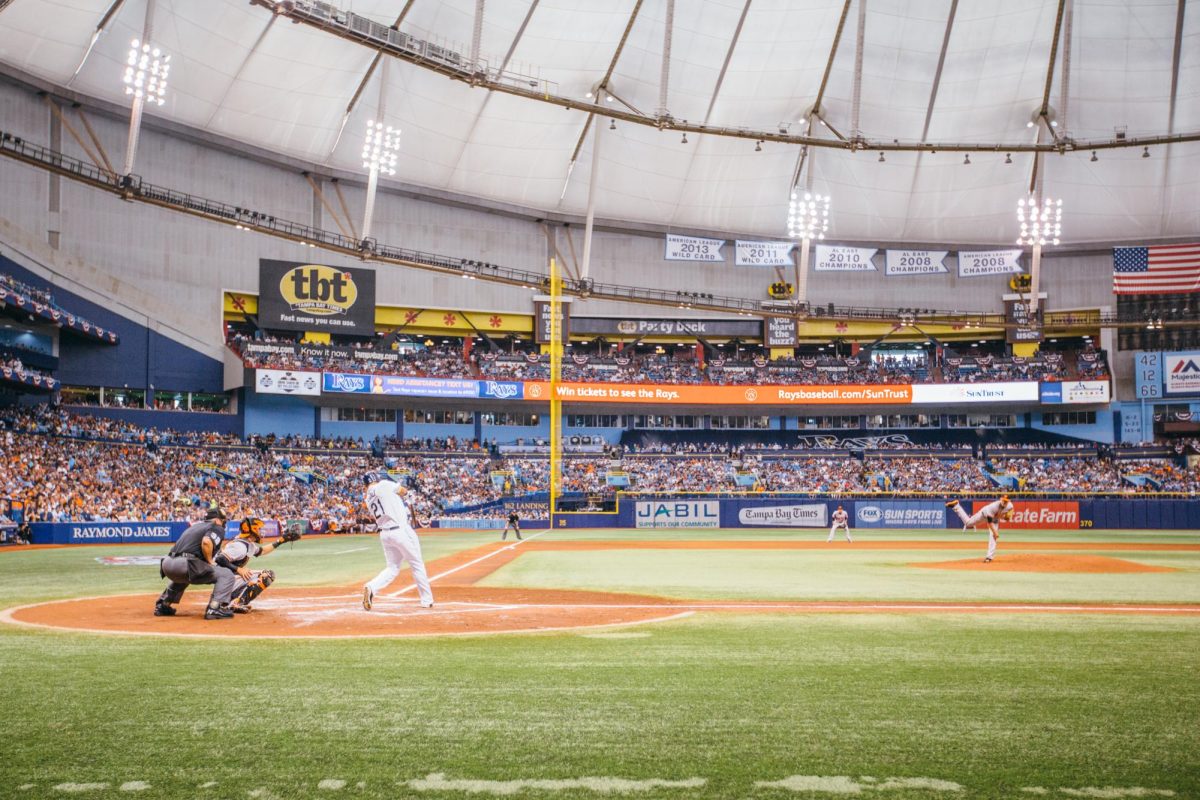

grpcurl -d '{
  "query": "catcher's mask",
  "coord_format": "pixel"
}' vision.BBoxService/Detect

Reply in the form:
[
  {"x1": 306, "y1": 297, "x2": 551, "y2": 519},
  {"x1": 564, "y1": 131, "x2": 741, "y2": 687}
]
[
  {"x1": 1000, "y1": 495, "x2": 1010, "y2": 504},
  {"x1": 239, "y1": 517, "x2": 265, "y2": 542}
]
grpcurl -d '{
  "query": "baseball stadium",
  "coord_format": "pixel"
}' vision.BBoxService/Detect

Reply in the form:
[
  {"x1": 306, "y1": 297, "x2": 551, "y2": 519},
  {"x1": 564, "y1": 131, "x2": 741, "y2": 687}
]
[{"x1": 0, "y1": 1, "x2": 1198, "y2": 797}]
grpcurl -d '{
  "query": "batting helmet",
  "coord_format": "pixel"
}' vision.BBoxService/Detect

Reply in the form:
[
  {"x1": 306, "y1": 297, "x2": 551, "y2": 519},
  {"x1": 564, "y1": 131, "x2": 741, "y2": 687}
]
[
  {"x1": 239, "y1": 517, "x2": 265, "y2": 542},
  {"x1": 362, "y1": 471, "x2": 389, "y2": 486}
]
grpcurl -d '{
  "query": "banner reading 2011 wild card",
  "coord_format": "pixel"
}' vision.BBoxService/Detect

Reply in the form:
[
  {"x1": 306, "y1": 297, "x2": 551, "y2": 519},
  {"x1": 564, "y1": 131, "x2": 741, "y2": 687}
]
[{"x1": 257, "y1": 259, "x2": 377, "y2": 334}]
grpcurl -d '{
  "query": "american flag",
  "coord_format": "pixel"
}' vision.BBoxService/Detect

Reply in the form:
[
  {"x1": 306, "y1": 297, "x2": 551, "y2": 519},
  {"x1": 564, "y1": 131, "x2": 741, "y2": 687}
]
[{"x1": 1113, "y1": 244, "x2": 1200, "y2": 294}]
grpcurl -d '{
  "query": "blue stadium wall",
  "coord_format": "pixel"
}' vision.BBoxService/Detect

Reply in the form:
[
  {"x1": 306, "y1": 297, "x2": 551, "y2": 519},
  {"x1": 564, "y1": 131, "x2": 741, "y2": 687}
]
[{"x1": 0, "y1": 254, "x2": 223, "y2": 394}]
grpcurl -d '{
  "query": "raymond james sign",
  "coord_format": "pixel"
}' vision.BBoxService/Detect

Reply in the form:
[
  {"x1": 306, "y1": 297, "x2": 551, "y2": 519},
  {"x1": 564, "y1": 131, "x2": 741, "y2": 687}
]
[{"x1": 737, "y1": 504, "x2": 827, "y2": 527}]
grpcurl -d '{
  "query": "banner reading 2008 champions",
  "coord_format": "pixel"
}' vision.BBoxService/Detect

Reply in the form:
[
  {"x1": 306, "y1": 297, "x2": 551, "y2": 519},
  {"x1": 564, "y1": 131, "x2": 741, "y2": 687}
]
[{"x1": 257, "y1": 259, "x2": 377, "y2": 334}]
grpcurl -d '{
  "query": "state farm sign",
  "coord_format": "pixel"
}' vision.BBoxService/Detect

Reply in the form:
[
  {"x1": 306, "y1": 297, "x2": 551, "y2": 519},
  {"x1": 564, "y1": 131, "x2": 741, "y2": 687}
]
[{"x1": 971, "y1": 500, "x2": 1080, "y2": 529}]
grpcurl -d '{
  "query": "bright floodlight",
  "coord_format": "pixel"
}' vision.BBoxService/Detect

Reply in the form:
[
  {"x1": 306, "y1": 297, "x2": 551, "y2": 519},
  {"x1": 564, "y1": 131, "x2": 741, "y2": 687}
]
[
  {"x1": 361, "y1": 120, "x2": 400, "y2": 176},
  {"x1": 1016, "y1": 195, "x2": 1062, "y2": 247},
  {"x1": 123, "y1": 39, "x2": 170, "y2": 106},
  {"x1": 787, "y1": 191, "x2": 830, "y2": 240}
]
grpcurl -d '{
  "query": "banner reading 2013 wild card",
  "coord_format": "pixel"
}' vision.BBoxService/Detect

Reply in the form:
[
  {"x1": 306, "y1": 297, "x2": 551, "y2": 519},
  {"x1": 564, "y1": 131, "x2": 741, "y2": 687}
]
[{"x1": 257, "y1": 259, "x2": 377, "y2": 334}]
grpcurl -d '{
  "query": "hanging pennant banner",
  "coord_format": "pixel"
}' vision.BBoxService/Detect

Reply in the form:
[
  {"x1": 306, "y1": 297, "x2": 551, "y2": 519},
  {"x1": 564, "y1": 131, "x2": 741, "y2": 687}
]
[
  {"x1": 958, "y1": 249, "x2": 1023, "y2": 277},
  {"x1": 735, "y1": 240, "x2": 794, "y2": 266},
  {"x1": 814, "y1": 245, "x2": 878, "y2": 272},
  {"x1": 665, "y1": 234, "x2": 725, "y2": 262},
  {"x1": 885, "y1": 250, "x2": 949, "y2": 275}
]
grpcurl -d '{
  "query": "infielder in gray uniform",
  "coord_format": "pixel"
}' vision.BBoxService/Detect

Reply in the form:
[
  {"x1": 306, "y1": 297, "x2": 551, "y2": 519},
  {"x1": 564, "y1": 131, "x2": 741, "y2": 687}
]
[{"x1": 154, "y1": 507, "x2": 238, "y2": 620}]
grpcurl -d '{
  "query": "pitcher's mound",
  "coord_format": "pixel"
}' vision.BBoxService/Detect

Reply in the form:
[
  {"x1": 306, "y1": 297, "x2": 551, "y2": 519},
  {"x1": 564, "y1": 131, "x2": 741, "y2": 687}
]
[{"x1": 914, "y1": 554, "x2": 1176, "y2": 574}]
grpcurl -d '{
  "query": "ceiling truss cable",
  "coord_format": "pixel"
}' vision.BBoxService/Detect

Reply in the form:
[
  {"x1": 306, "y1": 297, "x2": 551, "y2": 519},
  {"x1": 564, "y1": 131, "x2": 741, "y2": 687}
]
[
  {"x1": 850, "y1": 0, "x2": 867, "y2": 140},
  {"x1": 790, "y1": 0, "x2": 853, "y2": 189},
  {"x1": 1038, "y1": 0, "x2": 1068, "y2": 146},
  {"x1": 323, "y1": 0, "x2": 417, "y2": 159},
  {"x1": 2, "y1": 135, "x2": 1182, "y2": 332},
  {"x1": 266, "y1": 0, "x2": 1200, "y2": 155},
  {"x1": 559, "y1": 0, "x2": 644, "y2": 205},
  {"x1": 450, "y1": 0, "x2": 540, "y2": 179},
  {"x1": 469, "y1": 0, "x2": 485, "y2": 74},
  {"x1": 657, "y1": 0, "x2": 674, "y2": 120},
  {"x1": 1058, "y1": 0, "x2": 1072, "y2": 135},
  {"x1": 68, "y1": 0, "x2": 127, "y2": 85},
  {"x1": 1159, "y1": 0, "x2": 1187, "y2": 236},
  {"x1": 206, "y1": 15, "x2": 276, "y2": 128}
]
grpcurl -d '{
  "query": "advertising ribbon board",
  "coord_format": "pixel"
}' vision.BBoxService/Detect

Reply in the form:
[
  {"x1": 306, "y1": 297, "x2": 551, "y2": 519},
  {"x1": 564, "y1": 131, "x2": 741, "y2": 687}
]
[{"x1": 255, "y1": 369, "x2": 321, "y2": 396}]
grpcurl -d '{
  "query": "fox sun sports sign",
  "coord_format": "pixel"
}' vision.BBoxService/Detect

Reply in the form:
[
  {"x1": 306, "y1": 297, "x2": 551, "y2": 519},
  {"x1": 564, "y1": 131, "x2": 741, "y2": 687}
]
[{"x1": 257, "y1": 259, "x2": 377, "y2": 334}]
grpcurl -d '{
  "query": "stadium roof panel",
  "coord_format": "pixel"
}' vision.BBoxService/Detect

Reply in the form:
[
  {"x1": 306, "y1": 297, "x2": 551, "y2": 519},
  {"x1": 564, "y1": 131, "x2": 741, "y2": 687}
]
[{"x1": 0, "y1": 0, "x2": 1196, "y2": 243}]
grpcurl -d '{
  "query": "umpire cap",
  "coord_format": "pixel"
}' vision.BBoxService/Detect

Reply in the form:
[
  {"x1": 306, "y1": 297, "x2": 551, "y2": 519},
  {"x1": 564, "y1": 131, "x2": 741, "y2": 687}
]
[{"x1": 205, "y1": 505, "x2": 227, "y2": 521}]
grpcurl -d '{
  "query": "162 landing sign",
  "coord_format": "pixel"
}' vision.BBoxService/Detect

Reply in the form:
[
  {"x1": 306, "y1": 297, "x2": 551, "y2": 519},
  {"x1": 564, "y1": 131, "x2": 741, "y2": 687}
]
[{"x1": 257, "y1": 259, "x2": 376, "y2": 334}]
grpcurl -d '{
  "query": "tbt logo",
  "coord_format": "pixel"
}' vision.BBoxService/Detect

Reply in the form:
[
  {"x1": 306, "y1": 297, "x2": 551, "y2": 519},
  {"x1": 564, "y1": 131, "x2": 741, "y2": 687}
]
[{"x1": 279, "y1": 265, "x2": 358, "y2": 316}]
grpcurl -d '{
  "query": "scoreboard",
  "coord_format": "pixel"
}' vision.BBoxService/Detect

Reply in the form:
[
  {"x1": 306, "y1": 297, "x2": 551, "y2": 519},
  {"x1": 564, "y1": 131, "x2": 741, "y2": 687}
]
[{"x1": 1134, "y1": 351, "x2": 1163, "y2": 399}]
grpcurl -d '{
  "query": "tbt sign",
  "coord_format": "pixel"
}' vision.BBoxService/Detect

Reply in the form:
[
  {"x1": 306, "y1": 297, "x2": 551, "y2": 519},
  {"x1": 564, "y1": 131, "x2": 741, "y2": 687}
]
[{"x1": 257, "y1": 259, "x2": 376, "y2": 334}]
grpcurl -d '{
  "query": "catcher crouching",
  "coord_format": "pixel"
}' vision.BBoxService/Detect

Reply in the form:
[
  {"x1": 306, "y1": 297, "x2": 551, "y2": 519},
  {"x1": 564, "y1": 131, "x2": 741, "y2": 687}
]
[{"x1": 217, "y1": 517, "x2": 302, "y2": 614}]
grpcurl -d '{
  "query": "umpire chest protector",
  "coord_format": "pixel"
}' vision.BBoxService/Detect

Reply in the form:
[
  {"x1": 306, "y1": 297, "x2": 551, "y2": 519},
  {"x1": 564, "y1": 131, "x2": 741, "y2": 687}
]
[{"x1": 168, "y1": 521, "x2": 223, "y2": 559}]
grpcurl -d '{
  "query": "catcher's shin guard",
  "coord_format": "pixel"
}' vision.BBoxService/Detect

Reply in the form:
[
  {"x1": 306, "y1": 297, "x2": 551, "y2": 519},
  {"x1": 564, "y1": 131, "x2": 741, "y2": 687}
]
[{"x1": 233, "y1": 569, "x2": 276, "y2": 605}]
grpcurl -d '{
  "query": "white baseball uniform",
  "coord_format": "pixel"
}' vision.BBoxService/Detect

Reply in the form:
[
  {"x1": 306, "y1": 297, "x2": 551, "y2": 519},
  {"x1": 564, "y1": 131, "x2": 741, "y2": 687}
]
[
  {"x1": 951, "y1": 498, "x2": 1012, "y2": 560},
  {"x1": 364, "y1": 479, "x2": 433, "y2": 607},
  {"x1": 827, "y1": 508, "x2": 852, "y2": 542}
]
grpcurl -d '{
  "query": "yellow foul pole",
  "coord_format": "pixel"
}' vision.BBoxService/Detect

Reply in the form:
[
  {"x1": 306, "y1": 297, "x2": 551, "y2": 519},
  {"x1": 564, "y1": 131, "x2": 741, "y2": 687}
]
[{"x1": 548, "y1": 257, "x2": 562, "y2": 528}]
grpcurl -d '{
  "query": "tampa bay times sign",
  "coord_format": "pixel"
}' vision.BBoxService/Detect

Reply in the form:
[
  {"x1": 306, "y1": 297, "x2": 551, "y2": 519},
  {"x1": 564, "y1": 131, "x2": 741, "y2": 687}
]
[{"x1": 257, "y1": 259, "x2": 377, "y2": 334}]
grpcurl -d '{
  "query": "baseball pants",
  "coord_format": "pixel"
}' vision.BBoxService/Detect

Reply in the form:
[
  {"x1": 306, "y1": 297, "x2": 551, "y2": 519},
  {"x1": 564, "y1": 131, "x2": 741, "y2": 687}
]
[
  {"x1": 827, "y1": 522, "x2": 852, "y2": 542},
  {"x1": 951, "y1": 505, "x2": 999, "y2": 559},
  {"x1": 158, "y1": 555, "x2": 238, "y2": 609},
  {"x1": 367, "y1": 527, "x2": 434, "y2": 606}
]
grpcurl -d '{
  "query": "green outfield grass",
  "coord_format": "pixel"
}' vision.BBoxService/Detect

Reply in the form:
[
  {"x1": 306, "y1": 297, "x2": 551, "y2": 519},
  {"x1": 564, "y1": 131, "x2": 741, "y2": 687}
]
[{"x1": 0, "y1": 528, "x2": 1197, "y2": 799}]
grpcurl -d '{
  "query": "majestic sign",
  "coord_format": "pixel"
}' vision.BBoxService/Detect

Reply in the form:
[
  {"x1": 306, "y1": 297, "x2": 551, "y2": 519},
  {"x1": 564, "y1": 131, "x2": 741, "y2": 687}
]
[
  {"x1": 884, "y1": 250, "x2": 949, "y2": 275},
  {"x1": 814, "y1": 245, "x2": 878, "y2": 272},
  {"x1": 764, "y1": 316, "x2": 798, "y2": 348},
  {"x1": 635, "y1": 500, "x2": 720, "y2": 529},
  {"x1": 737, "y1": 504, "x2": 827, "y2": 527},
  {"x1": 1004, "y1": 300, "x2": 1044, "y2": 343},
  {"x1": 665, "y1": 234, "x2": 725, "y2": 262},
  {"x1": 570, "y1": 317, "x2": 762, "y2": 338},
  {"x1": 1164, "y1": 352, "x2": 1200, "y2": 396},
  {"x1": 958, "y1": 250, "x2": 1023, "y2": 277},
  {"x1": 735, "y1": 240, "x2": 794, "y2": 266},
  {"x1": 255, "y1": 369, "x2": 321, "y2": 396},
  {"x1": 257, "y1": 259, "x2": 376, "y2": 334}
]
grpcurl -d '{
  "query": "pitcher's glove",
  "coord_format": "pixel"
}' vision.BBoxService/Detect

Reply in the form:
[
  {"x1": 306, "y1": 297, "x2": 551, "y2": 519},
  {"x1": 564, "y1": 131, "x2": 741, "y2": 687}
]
[{"x1": 279, "y1": 529, "x2": 302, "y2": 544}]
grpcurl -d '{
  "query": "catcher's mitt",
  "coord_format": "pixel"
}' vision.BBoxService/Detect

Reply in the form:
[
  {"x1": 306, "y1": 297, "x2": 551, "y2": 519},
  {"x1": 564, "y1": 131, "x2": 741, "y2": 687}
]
[{"x1": 279, "y1": 528, "x2": 302, "y2": 544}]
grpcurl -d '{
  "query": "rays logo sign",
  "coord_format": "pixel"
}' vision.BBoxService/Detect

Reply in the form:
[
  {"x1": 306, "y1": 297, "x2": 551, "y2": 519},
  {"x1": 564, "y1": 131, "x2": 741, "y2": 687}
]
[
  {"x1": 1164, "y1": 352, "x2": 1200, "y2": 396},
  {"x1": 257, "y1": 259, "x2": 376, "y2": 334}
]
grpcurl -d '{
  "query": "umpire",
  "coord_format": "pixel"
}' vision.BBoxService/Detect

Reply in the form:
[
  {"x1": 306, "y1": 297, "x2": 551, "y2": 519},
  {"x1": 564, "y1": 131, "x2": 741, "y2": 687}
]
[
  {"x1": 501, "y1": 509, "x2": 522, "y2": 541},
  {"x1": 154, "y1": 507, "x2": 238, "y2": 620}
]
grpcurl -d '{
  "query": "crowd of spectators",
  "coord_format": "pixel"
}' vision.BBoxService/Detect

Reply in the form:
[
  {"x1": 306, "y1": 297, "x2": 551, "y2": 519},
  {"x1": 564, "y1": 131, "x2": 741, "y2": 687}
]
[
  {"x1": 232, "y1": 332, "x2": 1109, "y2": 388},
  {"x1": 3, "y1": 406, "x2": 1194, "y2": 531}
]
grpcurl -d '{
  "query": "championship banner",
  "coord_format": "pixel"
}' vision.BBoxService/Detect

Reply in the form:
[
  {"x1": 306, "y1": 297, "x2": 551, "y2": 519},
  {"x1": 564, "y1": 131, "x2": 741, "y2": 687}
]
[
  {"x1": 958, "y1": 250, "x2": 1023, "y2": 277},
  {"x1": 735, "y1": 240, "x2": 794, "y2": 266},
  {"x1": 885, "y1": 250, "x2": 949, "y2": 275},
  {"x1": 665, "y1": 234, "x2": 725, "y2": 262},
  {"x1": 814, "y1": 245, "x2": 878, "y2": 272},
  {"x1": 257, "y1": 259, "x2": 376, "y2": 334},
  {"x1": 255, "y1": 369, "x2": 321, "y2": 396}
]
